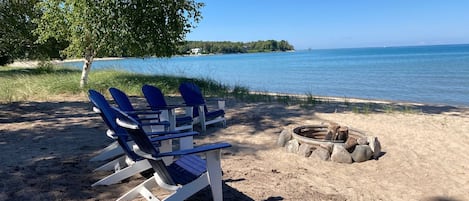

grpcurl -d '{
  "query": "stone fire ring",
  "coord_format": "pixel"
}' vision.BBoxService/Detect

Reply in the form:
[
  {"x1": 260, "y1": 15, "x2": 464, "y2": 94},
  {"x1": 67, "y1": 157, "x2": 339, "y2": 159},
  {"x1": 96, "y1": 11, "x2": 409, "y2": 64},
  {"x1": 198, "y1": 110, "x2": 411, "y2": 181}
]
[{"x1": 277, "y1": 123, "x2": 382, "y2": 163}]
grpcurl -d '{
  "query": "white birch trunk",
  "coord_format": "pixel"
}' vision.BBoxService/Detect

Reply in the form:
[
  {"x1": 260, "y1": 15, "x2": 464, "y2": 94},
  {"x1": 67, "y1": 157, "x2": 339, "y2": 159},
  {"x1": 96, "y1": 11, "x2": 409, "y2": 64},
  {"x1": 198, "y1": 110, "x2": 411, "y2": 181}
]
[{"x1": 80, "y1": 50, "x2": 95, "y2": 88}]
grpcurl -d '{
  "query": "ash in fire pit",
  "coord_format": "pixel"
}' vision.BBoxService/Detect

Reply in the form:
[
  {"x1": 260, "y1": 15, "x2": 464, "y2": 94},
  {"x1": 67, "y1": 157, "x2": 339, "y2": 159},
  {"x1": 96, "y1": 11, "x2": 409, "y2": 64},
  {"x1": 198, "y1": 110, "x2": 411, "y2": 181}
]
[{"x1": 278, "y1": 122, "x2": 382, "y2": 163}]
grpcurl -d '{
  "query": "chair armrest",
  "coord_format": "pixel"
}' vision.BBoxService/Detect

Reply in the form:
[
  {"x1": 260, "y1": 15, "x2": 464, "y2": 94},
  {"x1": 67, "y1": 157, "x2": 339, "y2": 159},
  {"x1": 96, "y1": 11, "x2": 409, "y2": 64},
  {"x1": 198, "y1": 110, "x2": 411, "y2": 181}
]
[
  {"x1": 149, "y1": 131, "x2": 198, "y2": 142},
  {"x1": 140, "y1": 121, "x2": 170, "y2": 127},
  {"x1": 138, "y1": 117, "x2": 161, "y2": 121},
  {"x1": 185, "y1": 102, "x2": 206, "y2": 107},
  {"x1": 194, "y1": 99, "x2": 225, "y2": 110},
  {"x1": 124, "y1": 110, "x2": 162, "y2": 122},
  {"x1": 124, "y1": 110, "x2": 162, "y2": 115},
  {"x1": 157, "y1": 142, "x2": 231, "y2": 157},
  {"x1": 131, "y1": 107, "x2": 162, "y2": 112},
  {"x1": 205, "y1": 98, "x2": 224, "y2": 102},
  {"x1": 133, "y1": 142, "x2": 231, "y2": 160},
  {"x1": 146, "y1": 130, "x2": 181, "y2": 136},
  {"x1": 148, "y1": 104, "x2": 188, "y2": 110}
]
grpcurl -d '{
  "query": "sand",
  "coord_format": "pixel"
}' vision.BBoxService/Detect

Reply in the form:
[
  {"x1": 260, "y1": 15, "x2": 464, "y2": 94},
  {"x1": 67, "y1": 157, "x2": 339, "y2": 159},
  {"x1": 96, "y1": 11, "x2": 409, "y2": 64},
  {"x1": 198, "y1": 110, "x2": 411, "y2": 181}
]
[
  {"x1": 1, "y1": 95, "x2": 468, "y2": 201},
  {"x1": 5, "y1": 57, "x2": 123, "y2": 68}
]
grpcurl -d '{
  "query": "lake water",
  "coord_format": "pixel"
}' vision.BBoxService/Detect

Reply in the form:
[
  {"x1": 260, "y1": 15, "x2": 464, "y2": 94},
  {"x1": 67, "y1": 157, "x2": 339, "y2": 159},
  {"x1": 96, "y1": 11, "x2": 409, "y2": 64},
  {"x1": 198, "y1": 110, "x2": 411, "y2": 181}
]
[{"x1": 64, "y1": 44, "x2": 469, "y2": 106}]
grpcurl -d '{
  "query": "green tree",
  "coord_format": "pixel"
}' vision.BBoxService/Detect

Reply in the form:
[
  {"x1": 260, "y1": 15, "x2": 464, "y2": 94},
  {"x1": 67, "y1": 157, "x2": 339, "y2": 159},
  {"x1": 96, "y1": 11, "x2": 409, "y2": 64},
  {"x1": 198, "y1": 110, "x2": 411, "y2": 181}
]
[
  {"x1": 34, "y1": 0, "x2": 204, "y2": 87},
  {"x1": 0, "y1": 1, "x2": 36, "y2": 65},
  {"x1": 0, "y1": 0, "x2": 67, "y2": 65},
  {"x1": 1, "y1": 1, "x2": 53, "y2": 65}
]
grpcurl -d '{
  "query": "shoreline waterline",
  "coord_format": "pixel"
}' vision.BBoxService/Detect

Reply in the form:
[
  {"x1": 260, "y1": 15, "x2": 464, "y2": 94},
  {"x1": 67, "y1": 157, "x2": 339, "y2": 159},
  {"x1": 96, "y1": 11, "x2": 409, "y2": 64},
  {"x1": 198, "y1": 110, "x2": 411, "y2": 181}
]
[{"x1": 250, "y1": 91, "x2": 469, "y2": 110}]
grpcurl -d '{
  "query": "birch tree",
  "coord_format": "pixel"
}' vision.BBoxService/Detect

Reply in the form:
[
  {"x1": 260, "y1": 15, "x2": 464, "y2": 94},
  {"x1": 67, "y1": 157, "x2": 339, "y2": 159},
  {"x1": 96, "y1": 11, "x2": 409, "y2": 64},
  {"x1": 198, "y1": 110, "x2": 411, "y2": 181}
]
[{"x1": 34, "y1": 0, "x2": 203, "y2": 87}]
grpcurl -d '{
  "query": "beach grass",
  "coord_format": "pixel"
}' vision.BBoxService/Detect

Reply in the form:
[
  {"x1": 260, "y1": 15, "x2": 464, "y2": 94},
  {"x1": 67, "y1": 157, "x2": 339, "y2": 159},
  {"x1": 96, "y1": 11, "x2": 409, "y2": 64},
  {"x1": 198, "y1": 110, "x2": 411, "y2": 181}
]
[
  {"x1": 0, "y1": 64, "x2": 234, "y2": 103},
  {"x1": 0, "y1": 63, "x2": 284, "y2": 103},
  {"x1": 0, "y1": 63, "x2": 316, "y2": 104}
]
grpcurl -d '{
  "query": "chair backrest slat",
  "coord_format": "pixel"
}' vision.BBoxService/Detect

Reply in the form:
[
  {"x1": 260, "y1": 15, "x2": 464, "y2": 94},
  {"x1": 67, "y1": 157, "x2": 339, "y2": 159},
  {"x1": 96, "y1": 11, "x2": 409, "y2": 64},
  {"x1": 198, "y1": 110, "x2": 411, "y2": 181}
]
[
  {"x1": 112, "y1": 105, "x2": 176, "y2": 185},
  {"x1": 142, "y1": 84, "x2": 168, "y2": 108},
  {"x1": 109, "y1": 87, "x2": 139, "y2": 119},
  {"x1": 179, "y1": 82, "x2": 208, "y2": 117}
]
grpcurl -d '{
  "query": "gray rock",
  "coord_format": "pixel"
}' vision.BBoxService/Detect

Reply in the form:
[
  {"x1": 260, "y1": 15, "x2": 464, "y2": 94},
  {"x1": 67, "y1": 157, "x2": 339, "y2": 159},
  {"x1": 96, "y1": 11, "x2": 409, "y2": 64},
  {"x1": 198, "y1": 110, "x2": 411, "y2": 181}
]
[
  {"x1": 350, "y1": 145, "x2": 373, "y2": 162},
  {"x1": 357, "y1": 137, "x2": 368, "y2": 145},
  {"x1": 285, "y1": 139, "x2": 300, "y2": 153},
  {"x1": 368, "y1": 136, "x2": 382, "y2": 159},
  {"x1": 337, "y1": 126, "x2": 349, "y2": 141},
  {"x1": 310, "y1": 147, "x2": 330, "y2": 161},
  {"x1": 344, "y1": 136, "x2": 358, "y2": 153},
  {"x1": 330, "y1": 144, "x2": 353, "y2": 163},
  {"x1": 277, "y1": 129, "x2": 292, "y2": 147},
  {"x1": 298, "y1": 144, "x2": 314, "y2": 157},
  {"x1": 319, "y1": 143, "x2": 334, "y2": 152}
]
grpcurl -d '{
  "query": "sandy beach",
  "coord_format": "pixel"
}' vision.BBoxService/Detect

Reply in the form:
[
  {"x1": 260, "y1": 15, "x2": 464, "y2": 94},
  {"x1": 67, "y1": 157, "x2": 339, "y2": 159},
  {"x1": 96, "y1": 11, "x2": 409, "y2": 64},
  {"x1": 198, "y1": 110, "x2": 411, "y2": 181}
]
[
  {"x1": 1, "y1": 95, "x2": 468, "y2": 201},
  {"x1": 5, "y1": 57, "x2": 123, "y2": 68}
]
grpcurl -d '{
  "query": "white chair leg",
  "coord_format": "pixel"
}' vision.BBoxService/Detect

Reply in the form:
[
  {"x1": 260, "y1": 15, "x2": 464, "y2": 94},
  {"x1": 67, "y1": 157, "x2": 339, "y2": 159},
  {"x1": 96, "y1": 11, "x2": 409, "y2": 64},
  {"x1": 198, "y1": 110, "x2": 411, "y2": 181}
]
[
  {"x1": 117, "y1": 176, "x2": 160, "y2": 201},
  {"x1": 165, "y1": 174, "x2": 208, "y2": 201},
  {"x1": 92, "y1": 160, "x2": 152, "y2": 187},
  {"x1": 198, "y1": 105, "x2": 206, "y2": 132},
  {"x1": 206, "y1": 150, "x2": 223, "y2": 201},
  {"x1": 217, "y1": 100, "x2": 225, "y2": 110},
  {"x1": 222, "y1": 118, "x2": 227, "y2": 128},
  {"x1": 93, "y1": 155, "x2": 127, "y2": 172},
  {"x1": 159, "y1": 139, "x2": 173, "y2": 165},
  {"x1": 90, "y1": 141, "x2": 124, "y2": 162},
  {"x1": 179, "y1": 136, "x2": 194, "y2": 150}
]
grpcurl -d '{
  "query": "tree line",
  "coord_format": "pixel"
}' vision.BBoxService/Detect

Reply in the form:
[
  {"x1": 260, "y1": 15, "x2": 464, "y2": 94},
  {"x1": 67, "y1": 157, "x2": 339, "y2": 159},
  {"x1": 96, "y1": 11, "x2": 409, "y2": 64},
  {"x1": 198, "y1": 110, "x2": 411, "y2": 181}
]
[{"x1": 178, "y1": 40, "x2": 294, "y2": 54}]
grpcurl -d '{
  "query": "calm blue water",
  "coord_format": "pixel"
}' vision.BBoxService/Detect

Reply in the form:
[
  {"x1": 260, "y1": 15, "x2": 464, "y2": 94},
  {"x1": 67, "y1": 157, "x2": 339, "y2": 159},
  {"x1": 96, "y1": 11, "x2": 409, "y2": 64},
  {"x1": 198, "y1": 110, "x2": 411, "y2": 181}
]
[{"x1": 65, "y1": 44, "x2": 469, "y2": 106}]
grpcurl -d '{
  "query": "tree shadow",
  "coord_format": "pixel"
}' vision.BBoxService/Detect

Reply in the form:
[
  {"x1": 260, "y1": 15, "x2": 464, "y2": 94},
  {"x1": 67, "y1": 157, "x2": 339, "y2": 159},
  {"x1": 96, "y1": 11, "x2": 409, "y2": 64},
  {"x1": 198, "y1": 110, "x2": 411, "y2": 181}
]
[
  {"x1": 0, "y1": 67, "x2": 80, "y2": 78},
  {"x1": 421, "y1": 196, "x2": 463, "y2": 201},
  {"x1": 1, "y1": 95, "x2": 468, "y2": 200},
  {"x1": 187, "y1": 179, "x2": 255, "y2": 201}
]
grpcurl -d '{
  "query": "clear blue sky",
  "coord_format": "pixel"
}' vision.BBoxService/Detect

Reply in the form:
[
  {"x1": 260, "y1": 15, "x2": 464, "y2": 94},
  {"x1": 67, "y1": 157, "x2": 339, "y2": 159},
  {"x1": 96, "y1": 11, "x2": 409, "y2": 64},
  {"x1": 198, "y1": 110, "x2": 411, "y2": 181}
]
[{"x1": 186, "y1": 0, "x2": 469, "y2": 50}]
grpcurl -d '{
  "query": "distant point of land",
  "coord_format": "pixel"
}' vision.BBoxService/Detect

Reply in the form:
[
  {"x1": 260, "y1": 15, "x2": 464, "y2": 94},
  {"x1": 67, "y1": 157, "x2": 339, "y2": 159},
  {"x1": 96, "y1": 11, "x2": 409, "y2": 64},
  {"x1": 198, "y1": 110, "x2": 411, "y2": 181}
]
[{"x1": 178, "y1": 40, "x2": 294, "y2": 55}]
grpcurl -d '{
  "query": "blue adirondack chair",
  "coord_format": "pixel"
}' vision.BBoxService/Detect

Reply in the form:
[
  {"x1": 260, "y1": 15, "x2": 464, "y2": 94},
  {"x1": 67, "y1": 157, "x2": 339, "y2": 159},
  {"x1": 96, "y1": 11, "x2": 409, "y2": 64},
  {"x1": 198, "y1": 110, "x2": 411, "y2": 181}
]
[
  {"x1": 142, "y1": 84, "x2": 193, "y2": 132},
  {"x1": 109, "y1": 87, "x2": 164, "y2": 121},
  {"x1": 89, "y1": 90, "x2": 197, "y2": 187},
  {"x1": 113, "y1": 106, "x2": 231, "y2": 201},
  {"x1": 90, "y1": 87, "x2": 173, "y2": 162},
  {"x1": 178, "y1": 82, "x2": 226, "y2": 131},
  {"x1": 109, "y1": 87, "x2": 170, "y2": 133}
]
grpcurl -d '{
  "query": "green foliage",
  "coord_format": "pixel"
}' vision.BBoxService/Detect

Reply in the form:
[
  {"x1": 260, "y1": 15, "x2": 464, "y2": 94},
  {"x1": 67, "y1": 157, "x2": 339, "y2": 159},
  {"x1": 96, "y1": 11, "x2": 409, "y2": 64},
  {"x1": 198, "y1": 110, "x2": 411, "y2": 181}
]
[
  {"x1": 305, "y1": 92, "x2": 322, "y2": 106},
  {"x1": 0, "y1": 0, "x2": 66, "y2": 64},
  {"x1": 0, "y1": 0, "x2": 38, "y2": 61},
  {"x1": 0, "y1": 55, "x2": 12, "y2": 66},
  {"x1": 34, "y1": 0, "x2": 204, "y2": 59},
  {"x1": 178, "y1": 40, "x2": 295, "y2": 54},
  {"x1": 36, "y1": 61, "x2": 56, "y2": 73}
]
